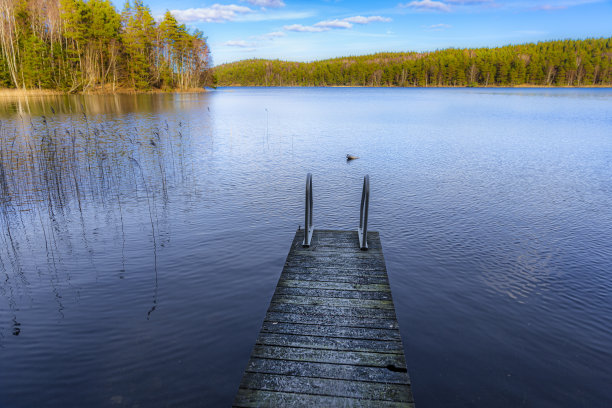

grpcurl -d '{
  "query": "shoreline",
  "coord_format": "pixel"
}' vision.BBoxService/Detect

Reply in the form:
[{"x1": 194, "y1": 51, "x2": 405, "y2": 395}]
[
  {"x1": 2, "y1": 85, "x2": 610, "y2": 96},
  {"x1": 219, "y1": 84, "x2": 612, "y2": 89},
  {"x1": 0, "y1": 88, "x2": 207, "y2": 97}
]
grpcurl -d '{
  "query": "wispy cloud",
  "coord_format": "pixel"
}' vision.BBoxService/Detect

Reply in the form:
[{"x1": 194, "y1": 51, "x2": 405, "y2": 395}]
[
  {"x1": 242, "y1": 0, "x2": 285, "y2": 7},
  {"x1": 251, "y1": 31, "x2": 287, "y2": 40},
  {"x1": 445, "y1": 0, "x2": 492, "y2": 3},
  {"x1": 170, "y1": 4, "x2": 253, "y2": 22},
  {"x1": 344, "y1": 15, "x2": 393, "y2": 24},
  {"x1": 260, "y1": 31, "x2": 287, "y2": 38},
  {"x1": 315, "y1": 19, "x2": 354, "y2": 29},
  {"x1": 223, "y1": 40, "x2": 257, "y2": 47},
  {"x1": 284, "y1": 24, "x2": 329, "y2": 32},
  {"x1": 235, "y1": 10, "x2": 316, "y2": 22},
  {"x1": 513, "y1": 0, "x2": 605, "y2": 12},
  {"x1": 532, "y1": 4, "x2": 567, "y2": 10},
  {"x1": 285, "y1": 15, "x2": 391, "y2": 33},
  {"x1": 427, "y1": 23, "x2": 452, "y2": 30},
  {"x1": 449, "y1": 0, "x2": 603, "y2": 12},
  {"x1": 399, "y1": 0, "x2": 451, "y2": 12}
]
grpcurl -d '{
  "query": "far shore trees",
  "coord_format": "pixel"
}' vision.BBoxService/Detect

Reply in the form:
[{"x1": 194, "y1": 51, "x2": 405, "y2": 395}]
[{"x1": 214, "y1": 38, "x2": 612, "y2": 87}]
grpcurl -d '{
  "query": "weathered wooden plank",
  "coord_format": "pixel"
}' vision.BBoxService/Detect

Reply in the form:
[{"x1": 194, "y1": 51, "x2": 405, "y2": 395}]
[
  {"x1": 293, "y1": 241, "x2": 381, "y2": 249},
  {"x1": 234, "y1": 389, "x2": 414, "y2": 408},
  {"x1": 246, "y1": 358, "x2": 410, "y2": 384},
  {"x1": 285, "y1": 256, "x2": 386, "y2": 266},
  {"x1": 265, "y1": 311, "x2": 399, "y2": 329},
  {"x1": 250, "y1": 345, "x2": 407, "y2": 368},
  {"x1": 292, "y1": 250, "x2": 384, "y2": 258},
  {"x1": 239, "y1": 372, "x2": 412, "y2": 402},
  {"x1": 234, "y1": 230, "x2": 412, "y2": 406},
  {"x1": 271, "y1": 295, "x2": 395, "y2": 310},
  {"x1": 293, "y1": 246, "x2": 383, "y2": 254},
  {"x1": 256, "y1": 332, "x2": 404, "y2": 353},
  {"x1": 304, "y1": 230, "x2": 381, "y2": 241},
  {"x1": 275, "y1": 286, "x2": 392, "y2": 301},
  {"x1": 261, "y1": 321, "x2": 402, "y2": 341},
  {"x1": 305, "y1": 229, "x2": 364, "y2": 237},
  {"x1": 284, "y1": 257, "x2": 385, "y2": 273},
  {"x1": 292, "y1": 229, "x2": 379, "y2": 240},
  {"x1": 284, "y1": 263, "x2": 388, "y2": 271},
  {"x1": 283, "y1": 263, "x2": 387, "y2": 272},
  {"x1": 283, "y1": 265, "x2": 388, "y2": 276},
  {"x1": 297, "y1": 240, "x2": 382, "y2": 251},
  {"x1": 297, "y1": 238, "x2": 381, "y2": 247},
  {"x1": 266, "y1": 303, "x2": 398, "y2": 320},
  {"x1": 281, "y1": 273, "x2": 389, "y2": 285},
  {"x1": 276, "y1": 279, "x2": 390, "y2": 292}
]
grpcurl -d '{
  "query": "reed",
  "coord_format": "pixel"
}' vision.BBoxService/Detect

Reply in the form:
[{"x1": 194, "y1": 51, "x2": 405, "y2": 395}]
[{"x1": 0, "y1": 110, "x2": 194, "y2": 323}]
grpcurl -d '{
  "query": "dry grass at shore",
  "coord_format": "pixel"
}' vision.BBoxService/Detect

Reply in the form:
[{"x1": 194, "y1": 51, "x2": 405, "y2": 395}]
[
  {"x1": 0, "y1": 87, "x2": 206, "y2": 96},
  {"x1": 0, "y1": 89, "x2": 64, "y2": 97}
]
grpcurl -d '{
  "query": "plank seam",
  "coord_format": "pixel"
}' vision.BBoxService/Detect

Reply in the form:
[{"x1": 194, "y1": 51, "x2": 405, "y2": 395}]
[
  {"x1": 243, "y1": 369, "x2": 410, "y2": 386},
  {"x1": 269, "y1": 300, "x2": 394, "y2": 310},
  {"x1": 258, "y1": 329, "x2": 403, "y2": 339},
  {"x1": 233, "y1": 389, "x2": 408, "y2": 408},
  {"x1": 252, "y1": 343, "x2": 407, "y2": 357},
  {"x1": 275, "y1": 286, "x2": 391, "y2": 293},
  {"x1": 263, "y1": 321, "x2": 399, "y2": 330},
  {"x1": 237, "y1": 383, "x2": 412, "y2": 403}
]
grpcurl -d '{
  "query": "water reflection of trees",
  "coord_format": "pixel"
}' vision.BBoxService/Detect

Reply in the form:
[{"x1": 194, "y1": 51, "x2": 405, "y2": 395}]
[
  {"x1": 0, "y1": 112, "x2": 196, "y2": 336},
  {"x1": 0, "y1": 92, "x2": 211, "y2": 117}
]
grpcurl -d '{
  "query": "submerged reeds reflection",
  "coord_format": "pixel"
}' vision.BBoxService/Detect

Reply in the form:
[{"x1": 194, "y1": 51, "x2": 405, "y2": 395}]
[{"x1": 0, "y1": 110, "x2": 196, "y2": 333}]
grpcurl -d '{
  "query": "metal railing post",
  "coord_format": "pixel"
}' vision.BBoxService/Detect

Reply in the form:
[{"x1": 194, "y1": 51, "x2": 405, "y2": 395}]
[
  {"x1": 303, "y1": 173, "x2": 314, "y2": 247},
  {"x1": 358, "y1": 175, "x2": 369, "y2": 250}
]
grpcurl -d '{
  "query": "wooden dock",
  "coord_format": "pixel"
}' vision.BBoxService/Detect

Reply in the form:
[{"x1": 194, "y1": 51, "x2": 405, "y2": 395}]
[{"x1": 234, "y1": 229, "x2": 414, "y2": 407}]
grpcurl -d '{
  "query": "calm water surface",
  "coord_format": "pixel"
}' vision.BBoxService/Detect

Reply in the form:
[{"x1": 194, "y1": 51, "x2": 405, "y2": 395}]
[{"x1": 0, "y1": 88, "x2": 611, "y2": 407}]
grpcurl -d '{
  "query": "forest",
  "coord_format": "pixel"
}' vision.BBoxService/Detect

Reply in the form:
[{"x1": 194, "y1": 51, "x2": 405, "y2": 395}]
[
  {"x1": 214, "y1": 38, "x2": 612, "y2": 87},
  {"x1": 0, "y1": 0, "x2": 212, "y2": 92}
]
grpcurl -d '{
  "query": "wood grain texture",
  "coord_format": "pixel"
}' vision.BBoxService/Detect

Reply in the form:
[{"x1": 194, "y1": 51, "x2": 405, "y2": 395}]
[{"x1": 234, "y1": 230, "x2": 414, "y2": 407}]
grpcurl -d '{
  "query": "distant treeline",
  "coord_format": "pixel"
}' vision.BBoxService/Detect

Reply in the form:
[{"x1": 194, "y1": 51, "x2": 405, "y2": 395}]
[
  {"x1": 0, "y1": 0, "x2": 212, "y2": 92},
  {"x1": 214, "y1": 38, "x2": 612, "y2": 87}
]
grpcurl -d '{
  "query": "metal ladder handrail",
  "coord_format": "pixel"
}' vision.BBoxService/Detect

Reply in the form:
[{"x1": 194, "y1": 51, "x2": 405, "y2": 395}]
[
  {"x1": 358, "y1": 175, "x2": 370, "y2": 250},
  {"x1": 303, "y1": 173, "x2": 314, "y2": 247}
]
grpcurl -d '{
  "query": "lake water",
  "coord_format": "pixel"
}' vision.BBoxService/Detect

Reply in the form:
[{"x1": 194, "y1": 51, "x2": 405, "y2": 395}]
[{"x1": 0, "y1": 88, "x2": 611, "y2": 407}]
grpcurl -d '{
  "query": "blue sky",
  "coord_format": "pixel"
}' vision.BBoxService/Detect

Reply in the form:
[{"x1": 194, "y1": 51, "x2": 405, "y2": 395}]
[{"x1": 137, "y1": 0, "x2": 612, "y2": 65}]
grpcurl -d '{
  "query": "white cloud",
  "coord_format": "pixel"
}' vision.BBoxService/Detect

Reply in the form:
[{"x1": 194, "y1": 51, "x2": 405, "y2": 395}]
[
  {"x1": 284, "y1": 15, "x2": 391, "y2": 33},
  {"x1": 283, "y1": 24, "x2": 329, "y2": 32},
  {"x1": 234, "y1": 10, "x2": 316, "y2": 22},
  {"x1": 170, "y1": 4, "x2": 253, "y2": 22},
  {"x1": 223, "y1": 40, "x2": 257, "y2": 47},
  {"x1": 399, "y1": 0, "x2": 452, "y2": 12},
  {"x1": 242, "y1": 0, "x2": 285, "y2": 7},
  {"x1": 315, "y1": 19, "x2": 354, "y2": 29},
  {"x1": 343, "y1": 15, "x2": 392, "y2": 24}
]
